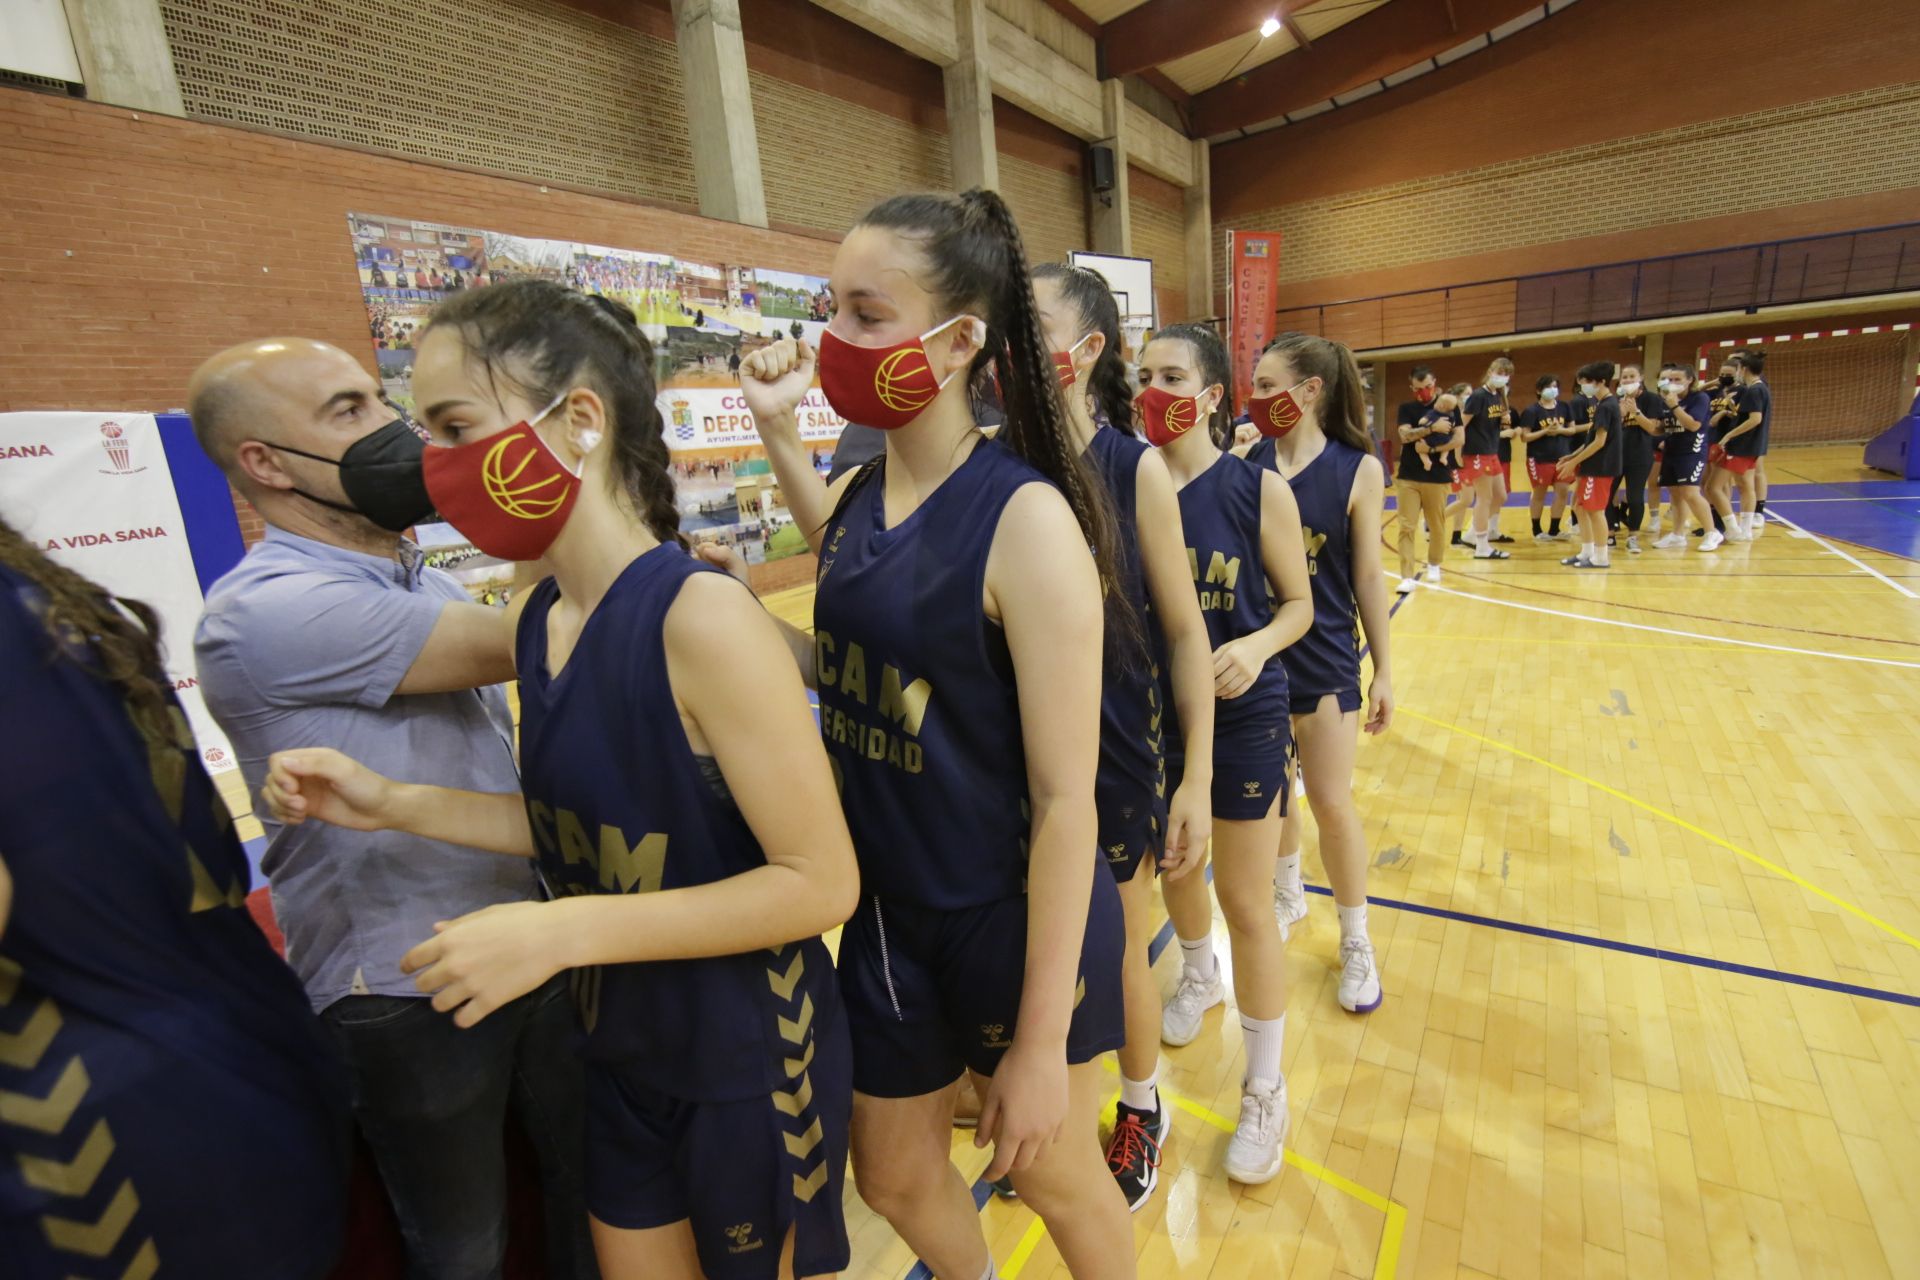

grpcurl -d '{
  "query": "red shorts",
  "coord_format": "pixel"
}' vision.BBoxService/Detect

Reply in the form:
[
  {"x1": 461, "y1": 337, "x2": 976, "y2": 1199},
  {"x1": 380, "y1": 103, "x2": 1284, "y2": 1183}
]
[
  {"x1": 1576, "y1": 475, "x2": 1613, "y2": 511},
  {"x1": 1718, "y1": 452, "x2": 1756, "y2": 474},
  {"x1": 1526, "y1": 459, "x2": 1565, "y2": 489},
  {"x1": 1462, "y1": 453, "x2": 1505, "y2": 481},
  {"x1": 1449, "y1": 470, "x2": 1464, "y2": 494}
]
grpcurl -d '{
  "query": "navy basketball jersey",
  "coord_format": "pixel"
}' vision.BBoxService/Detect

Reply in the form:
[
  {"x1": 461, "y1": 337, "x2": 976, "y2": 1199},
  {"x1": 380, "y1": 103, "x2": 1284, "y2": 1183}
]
[
  {"x1": 1169, "y1": 452, "x2": 1289, "y2": 732},
  {"x1": 1251, "y1": 439, "x2": 1366, "y2": 699},
  {"x1": 1665, "y1": 390, "x2": 1713, "y2": 463},
  {"x1": 0, "y1": 564, "x2": 348, "y2": 1280},
  {"x1": 814, "y1": 438, "x2": 1059, "y2": 909},
  {"x1": 516, "y1": 546, "x2": 840, "y2": 1100},
  {"x1": 1084, "y1": 426, "x2": 1167, "y2": 858}
]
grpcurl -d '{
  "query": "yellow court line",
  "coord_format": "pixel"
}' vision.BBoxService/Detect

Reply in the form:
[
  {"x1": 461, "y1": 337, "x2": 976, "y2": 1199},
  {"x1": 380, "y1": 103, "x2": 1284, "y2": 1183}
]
[
  {"x1": 1000, "y1": 1218, "x2": 1050, "y2": 1278},
  {"x1": 1394, "y1": 631, "x2": 1747, "y2": 653},
  {"x1": 1398, "y1": 705, "x2": 1920, "y2": 950}
]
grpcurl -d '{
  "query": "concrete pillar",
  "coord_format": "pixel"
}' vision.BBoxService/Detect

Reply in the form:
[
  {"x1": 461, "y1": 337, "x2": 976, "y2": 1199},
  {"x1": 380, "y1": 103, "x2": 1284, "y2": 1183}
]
[
  {"x1": 943, "y1": 0, "x2": 998, "y2": 191},
  {"x1": 670, "y1": 0, "x2": 769, "y2": 228},
  {"x1": 1641, "y1": 331, "x2": 1665, "y2": 374},
  {"x1": 1089, "y1": 79, "x2": 1131, "y2": 256},
  {"x1": 61, "y1": 0, "x2": 185, "y2": 115},
  {"x1": 1182, "y1": 139, "x2": 1211, "y2": 322}
]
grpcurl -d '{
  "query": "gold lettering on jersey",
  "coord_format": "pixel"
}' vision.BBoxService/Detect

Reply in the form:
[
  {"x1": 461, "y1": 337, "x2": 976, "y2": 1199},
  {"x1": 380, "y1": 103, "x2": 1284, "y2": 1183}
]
[
  {"x1": 814, "y1": 627, "x2": 931, "y2": 775},
  {"x1": 1188, "y1": 548, "x2": 1241, "y2": 612},
  {"x1": 1302, "y1": 527, "x2": 1327, "y2": 576},
  {"x1": 528, "y1": 800, "x2": 669, "y2": 894}
]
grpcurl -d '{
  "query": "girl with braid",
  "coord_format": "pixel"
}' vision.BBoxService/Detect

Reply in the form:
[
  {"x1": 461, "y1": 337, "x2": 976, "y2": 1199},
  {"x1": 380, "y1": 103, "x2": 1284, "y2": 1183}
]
[
  {"x1": 1031, "y1": 262, "x2": 1216, "y2": 1211},
  {"x1": 739, "y1": 190, "x2": 1137, "y2": 1278},
  {"x1": 265, "y1": 282, "x2": 862, "y2": 1280}
]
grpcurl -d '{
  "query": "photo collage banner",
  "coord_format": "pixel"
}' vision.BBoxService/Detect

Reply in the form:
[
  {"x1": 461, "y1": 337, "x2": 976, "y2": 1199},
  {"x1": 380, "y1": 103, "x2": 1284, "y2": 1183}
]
[{"x1": 348, "y1": 213, "x2": 848, "y2": 591}]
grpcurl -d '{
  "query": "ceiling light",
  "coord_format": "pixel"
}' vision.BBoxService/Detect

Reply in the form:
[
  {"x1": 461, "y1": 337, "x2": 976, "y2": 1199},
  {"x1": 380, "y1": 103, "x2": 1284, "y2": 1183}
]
[{"x1": 1260, "y1": 16, "x2": 1282, "y2": 37}]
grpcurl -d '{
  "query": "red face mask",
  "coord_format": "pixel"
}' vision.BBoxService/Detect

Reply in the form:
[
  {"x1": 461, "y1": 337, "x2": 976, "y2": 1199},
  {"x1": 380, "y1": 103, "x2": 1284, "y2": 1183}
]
[
  {"x1": 1137, "y1": 385, "x2": 1205, "y2": 448},
  {"x1": 817, "y1": 315, "x2": 975, "y2": 430},
  {"x1": 1051, "y1": 333, "x2": 1093, "y2": 388},
  {"x1": 421, "y1": 395, "x2": 587, "y2": 562},
  {"x1": 1248, "y1": 380, "x2": 1311, "y2": 439},
  {"x1": 1414, "y1": 386, "x2": 1437, "y2": 404}
]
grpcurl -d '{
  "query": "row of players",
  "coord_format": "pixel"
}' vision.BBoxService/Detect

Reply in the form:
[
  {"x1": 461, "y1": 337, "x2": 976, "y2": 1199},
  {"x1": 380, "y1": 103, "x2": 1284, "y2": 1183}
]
[{"x1": 1389, "y1": 349, "x2": 1774, "y2": 582}]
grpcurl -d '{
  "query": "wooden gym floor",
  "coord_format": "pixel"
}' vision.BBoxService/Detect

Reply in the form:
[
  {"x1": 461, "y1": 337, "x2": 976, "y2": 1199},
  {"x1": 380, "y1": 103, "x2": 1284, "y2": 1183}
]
[{"x1": 218, "y1": 445, "x2": 1920, "y2": 1279}]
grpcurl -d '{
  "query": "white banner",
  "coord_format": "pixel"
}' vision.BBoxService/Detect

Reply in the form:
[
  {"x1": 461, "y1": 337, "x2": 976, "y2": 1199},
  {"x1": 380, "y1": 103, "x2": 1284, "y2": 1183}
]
[
  {"x1": 0, "y1": 412, "x2": 238, "y2": 775},
  {"x1": 657, "y1": 388, "x2": 847, "y2": 452}
]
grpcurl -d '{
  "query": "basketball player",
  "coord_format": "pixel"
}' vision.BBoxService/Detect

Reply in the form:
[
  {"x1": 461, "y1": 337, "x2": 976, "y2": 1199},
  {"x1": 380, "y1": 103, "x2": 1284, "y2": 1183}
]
[
  {"x1": 1615, "y1": 364, "x2": 1665, "y2": 554},
  {"x1": 1713, "y1": 349, "x2": 1771, "y2": 540},
  {"x1": 0, "y1": 519, "x2": 350, "y2": 1280},
  {"x1": 1651, "y1": 363, "x2": 1717, "y2": 549},
  {"x1": 1032, "y1": 263, "x2": 1216, "y2": 1211},
  {"x1": 1142, "y1": 323, "x2": 1313, "y2": 1186},
  {"x1": 1458, "y1": 357, "x2": 1516, "y2": 558},
  {"x1": 1392, "y1": 382, "x2": 1460, "y2": 591},
  {"x1": 265, "y1": 281, "x2": 862, "y2": 1280},
  {"x1": 1518, "y1": 374, "x2": 1575, "y2": 541},
  {"x1": 739, "y1": 190, "x2": 1137, "y2": 1279},
  {"x1": 1241, "y1": 333, "x2": 1393, "y2": 1014},
  {"x1": 1556, "y1": 361, "x2": 1622, "y2": 569}
]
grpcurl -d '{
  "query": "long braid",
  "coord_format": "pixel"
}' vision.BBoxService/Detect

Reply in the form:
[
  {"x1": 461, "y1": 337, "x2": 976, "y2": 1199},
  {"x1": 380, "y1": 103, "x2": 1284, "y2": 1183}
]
[
  {"x1": 581, "y1": 295, "x2": 687, "y2": 549},
  {"x1": 960, "y1": 191, "x2": 1138, "y2": 659},
  {"x1": 1032, "y1": 262, "x2": 1134, "y2": 435}
]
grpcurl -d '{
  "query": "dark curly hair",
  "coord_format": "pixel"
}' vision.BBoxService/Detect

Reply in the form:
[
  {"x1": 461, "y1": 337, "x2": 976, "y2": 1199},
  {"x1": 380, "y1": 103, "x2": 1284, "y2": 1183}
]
[{"x1": 424, "y1": 279, "x2": 685, "y2": 548}]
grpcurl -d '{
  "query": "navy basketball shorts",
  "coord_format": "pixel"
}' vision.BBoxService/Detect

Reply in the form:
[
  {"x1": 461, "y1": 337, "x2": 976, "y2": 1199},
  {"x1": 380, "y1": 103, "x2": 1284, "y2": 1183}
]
[
  {"x1": 839, "y1": 879, "x2": 1126, "y2": 1098},
  {"x1": 1289, "y1": 688, "x2": 1363, "y2": 717},
  {"x1": 1166, "y1": 711, "x2": 1293, "y2": 822},
  {"x1": 584, "y1": 1014, "x2": 853, "y2": 1280},
  {"x1": 1661, "y1": 449, "x2": 1707, "y2": 487},
  {"x1": 1096, "y1": 768, "x2": 1169, "y2": 883}
]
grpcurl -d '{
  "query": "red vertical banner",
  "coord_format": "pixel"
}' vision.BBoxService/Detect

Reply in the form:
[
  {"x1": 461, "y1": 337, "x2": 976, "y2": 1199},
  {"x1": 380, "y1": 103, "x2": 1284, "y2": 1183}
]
[{"x1": 1227, "y1": 231, "x2": 1282, "y2": 415}]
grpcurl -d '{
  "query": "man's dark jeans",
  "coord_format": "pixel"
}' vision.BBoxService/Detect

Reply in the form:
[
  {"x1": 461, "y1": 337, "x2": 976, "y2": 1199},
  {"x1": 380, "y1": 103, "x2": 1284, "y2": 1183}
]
[{"x1": 322, "y1": 976, "x2": 597, "y2": 1280}]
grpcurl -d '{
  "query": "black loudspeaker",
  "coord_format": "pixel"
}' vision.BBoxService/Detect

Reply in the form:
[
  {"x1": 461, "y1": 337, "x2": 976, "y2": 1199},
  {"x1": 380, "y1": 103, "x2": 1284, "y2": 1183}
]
[{"x1": 1088, "y1": 144, "x2": 1116, "y2": 194}]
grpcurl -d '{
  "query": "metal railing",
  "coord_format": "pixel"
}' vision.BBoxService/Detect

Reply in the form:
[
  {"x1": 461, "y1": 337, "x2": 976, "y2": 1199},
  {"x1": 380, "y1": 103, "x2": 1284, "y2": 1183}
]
[{"x1": 1273, "y1": 222, "x2": 1920, "y2": 352}]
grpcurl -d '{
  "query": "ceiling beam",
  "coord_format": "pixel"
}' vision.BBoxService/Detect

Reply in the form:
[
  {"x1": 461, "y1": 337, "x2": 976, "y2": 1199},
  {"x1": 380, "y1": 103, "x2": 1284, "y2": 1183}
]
[
  {"x1": 1035, "y1": 0, "x2": 1100, "y2": 38},
  {"x1": 1100, "y1": 0, "x2": 1324, "y2": 80},
  {"x1": 1281, "y1": 14, "x2": 1312, "y2": 48},
  {"x1": 1192, "y1": 0, "x2": 1542, "y2": 136}
]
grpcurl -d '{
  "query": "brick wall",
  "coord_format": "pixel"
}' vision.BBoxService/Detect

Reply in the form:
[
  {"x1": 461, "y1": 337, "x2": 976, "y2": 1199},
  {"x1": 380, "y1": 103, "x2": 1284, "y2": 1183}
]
[
  {"x1": 1129, "y1": 164, "x2": 1189, "y2": 323},
  {"x1": 0, "y1": 89, "x2": 839, "y2": 413},
  {"x1": 1210, "y1": 0, "x2": 1920, "y2": 315}
]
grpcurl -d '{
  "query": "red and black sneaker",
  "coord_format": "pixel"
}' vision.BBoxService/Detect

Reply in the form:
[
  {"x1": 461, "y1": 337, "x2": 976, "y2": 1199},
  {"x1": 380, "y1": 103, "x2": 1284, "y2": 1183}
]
[{"x1": 1105, "y1": 1100, "x2": 1168, "y2": 1212}]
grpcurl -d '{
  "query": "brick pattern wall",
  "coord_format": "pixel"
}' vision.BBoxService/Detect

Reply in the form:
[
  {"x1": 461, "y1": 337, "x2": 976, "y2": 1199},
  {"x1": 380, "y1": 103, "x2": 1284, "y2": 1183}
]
[
  {"x1": 753, "y1": 68, "x2": 954, "y2": 234},
  {"x1": 159, "y1": 0, "x2": 699, "y2": 207},
  {"x1": 1129, "y1": 165, "x2": 1189, "y2": 323},
  {"x1": 0, "y1": 90, "x2": 838, "y2": 413},
  {"x1": 1218, "y1": 80, "x2": 1920, "y2": 295}
]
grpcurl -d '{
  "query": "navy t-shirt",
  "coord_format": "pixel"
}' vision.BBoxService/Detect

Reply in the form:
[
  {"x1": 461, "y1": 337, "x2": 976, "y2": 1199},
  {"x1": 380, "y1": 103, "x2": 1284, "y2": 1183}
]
[
  {"x1": 517, "y1": 547, "x2": 842, "y2": 1100},
  {"x1": 0, "y1": 564, "x2": 349, "y2": 1280},
  {"x1": 1662, "y1": 390, "x2": 1714, "y2": 462},
  {"x1": 1726, "y1": 380, "x2": 1772, "y2": 456}
]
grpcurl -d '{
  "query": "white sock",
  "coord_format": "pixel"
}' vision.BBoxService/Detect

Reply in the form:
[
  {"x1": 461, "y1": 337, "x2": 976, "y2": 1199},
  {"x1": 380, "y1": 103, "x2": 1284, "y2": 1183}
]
[
  {"x1": 1275, "y1": 853, "x2": 1302, "y2": 893},
  {"x1": 1580, "y1": 542, "x2": 1594, "y2": 562},
  {"x1": 1120, "y1": 1069, "x2": 1159, "y2": 1114},
  {"x1": 1241, "y1": 1013, "x2": 1285, "y2": 1086},
  {"x1": 1338, "y1": 902, "x2": 1369, "y2": 943},
  {"x1": 1179, "y1": 935, "x2": 1215, "y2": 980},
  {"x1": 1595, "y1": 544, "x2": 1611, "y2": 566}
]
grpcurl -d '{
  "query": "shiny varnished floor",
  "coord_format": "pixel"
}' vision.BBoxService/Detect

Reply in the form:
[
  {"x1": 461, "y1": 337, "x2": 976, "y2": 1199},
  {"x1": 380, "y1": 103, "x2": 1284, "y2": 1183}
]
[{"x1": 218, "y1": 446, "x2": 1920, "y2": 1278}]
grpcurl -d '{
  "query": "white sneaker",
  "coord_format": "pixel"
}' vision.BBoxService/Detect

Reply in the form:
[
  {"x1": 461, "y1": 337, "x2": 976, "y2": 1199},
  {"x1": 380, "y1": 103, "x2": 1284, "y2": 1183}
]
[
  {"x1": 1627, "y1": 534, "x2": 1642, "y2": 554},
  {"x1": 1338, "y1": 936, "x2": 1383, "y2": 1013},
  {"x1": 1274, "y1": 880, "x2": 1308, "y2": 941},
  {"x1": 1223, "y1": 1078, "x2": 1288, "y2": 1185},
  {"x1": 1160, "y1": 964, "x2": 1224, "y2": 1047},
  {"x1": 1647, "y1": 514, "x2": 1663, "y2": 535},
  {"x1": 1422, "y1": 565, "x2": 1441, "y2": 584},
  {"x1": 1698, "y1": 530, "x2": 1725, "y2": 552},
  {"x1": 1653, "y1": 533, "x2": 1686, "y2": 549},
  {"x1": 1725, "y1": 523, "x2": 1751, "y2": 543},
  {"x1": 1749, "y1": 512, "x2": 1766, "y2": 538},
  {"x1": 1395, "y1": 577, "x2": 1417, "y2": 595}
]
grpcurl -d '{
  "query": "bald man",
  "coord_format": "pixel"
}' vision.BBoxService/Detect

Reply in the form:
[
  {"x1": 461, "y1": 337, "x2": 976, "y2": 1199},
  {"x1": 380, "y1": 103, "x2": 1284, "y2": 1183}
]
[{"x1": 190, "y1": 340, "x2": 597, "y2": 1280}]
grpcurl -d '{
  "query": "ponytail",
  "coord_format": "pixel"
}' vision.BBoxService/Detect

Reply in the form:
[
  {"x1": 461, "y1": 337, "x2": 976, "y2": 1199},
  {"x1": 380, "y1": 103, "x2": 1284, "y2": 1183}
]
[
  {"x1": 425, "y1": 279, "x2": 687, "y2": 550},
  {"x1": 859, "y1": 190, "x2": 1138, "y2": 658},
  {"x1": 1153, "y1": 323, "x2": 1233, "y2": 447},
  {"x1": 1260, "y1": 331, "x2": 1371, "y2": 455},
  {"x1": 1031, "y1": 262, "x2": 1133, "y2": 436}
]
